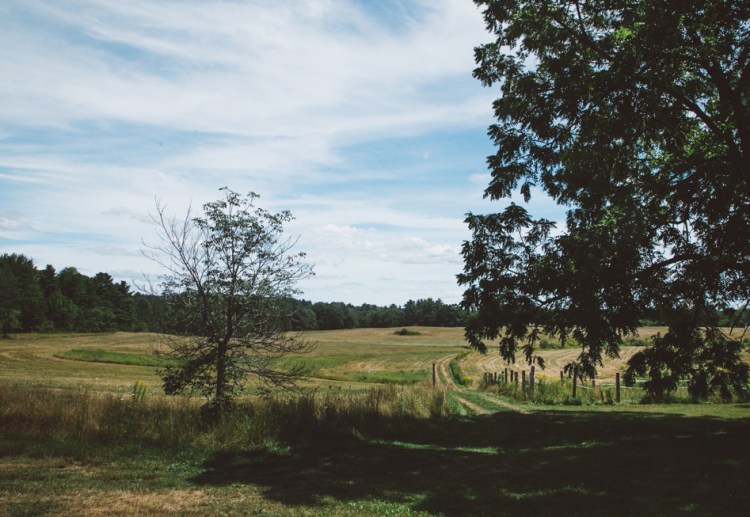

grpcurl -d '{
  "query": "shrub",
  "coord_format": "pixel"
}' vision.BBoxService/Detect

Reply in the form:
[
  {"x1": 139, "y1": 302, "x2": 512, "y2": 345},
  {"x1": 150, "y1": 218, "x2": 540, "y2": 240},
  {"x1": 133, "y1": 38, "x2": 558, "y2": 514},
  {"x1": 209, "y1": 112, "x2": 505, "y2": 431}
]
[{"x1": 394, "y1": 328, "x2": 421, "y2": 336}]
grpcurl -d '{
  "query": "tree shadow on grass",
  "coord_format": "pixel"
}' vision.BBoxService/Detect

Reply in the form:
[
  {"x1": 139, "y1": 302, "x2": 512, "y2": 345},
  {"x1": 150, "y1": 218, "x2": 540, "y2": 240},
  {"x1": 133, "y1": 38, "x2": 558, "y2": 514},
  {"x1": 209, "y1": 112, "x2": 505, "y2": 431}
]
[{"x1": 192, "y1": 410, "x2": 750, "y2": 515}]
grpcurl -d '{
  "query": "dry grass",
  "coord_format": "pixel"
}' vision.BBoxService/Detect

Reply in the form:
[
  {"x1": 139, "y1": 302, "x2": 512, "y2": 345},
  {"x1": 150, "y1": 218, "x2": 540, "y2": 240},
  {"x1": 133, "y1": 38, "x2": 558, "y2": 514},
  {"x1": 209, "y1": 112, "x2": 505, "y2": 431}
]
[
  {"x1": 2, "y1": 329, "x2": 749, "y2": 515},
  {"x1": 0, "y1": 329, "x2": 468, "y2": 393},
  {"x1": 2, "y1": 328, "x2": 746, "y2": 396},
  {"x1": 463, "y1": 346, "x2": 644, "y2": 383},
  {"x1": 461, "y1": 327, "x2": 750, "y2": 385},
  {"x1": 23, "y1": 488, "x2": 211, "y2": 516},
  {"x1": 0, "y1": 332, "x2": 166, "y2": 391}
]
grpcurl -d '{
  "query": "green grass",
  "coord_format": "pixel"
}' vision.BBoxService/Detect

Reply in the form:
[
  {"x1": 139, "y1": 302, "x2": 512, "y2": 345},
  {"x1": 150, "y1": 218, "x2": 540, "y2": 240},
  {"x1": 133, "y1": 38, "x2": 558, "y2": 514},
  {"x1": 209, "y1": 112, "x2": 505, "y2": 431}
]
[
  {"x1": 1, "y1": 381, "x2": 749, "y2": 515},
  {"x1": 448, "y1": 352, "x2": 471, "y2": 386},
  {"x1": 54, "y1": 348, "x2": 177, "y2": 367},
  {"x1": 352, "y1": 370, "x2": 428, "y2": 385},
  {"x1": 2, "y1": 329, "x2": 750, "y2": 514}
]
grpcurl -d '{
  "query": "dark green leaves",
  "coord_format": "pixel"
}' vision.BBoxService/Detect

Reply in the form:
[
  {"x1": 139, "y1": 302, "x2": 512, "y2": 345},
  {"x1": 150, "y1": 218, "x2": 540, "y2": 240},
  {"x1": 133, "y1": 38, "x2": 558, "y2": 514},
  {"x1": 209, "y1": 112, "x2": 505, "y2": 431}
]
[{"x1": 463, "y1": 0, "x2": 750, "y2": 398}]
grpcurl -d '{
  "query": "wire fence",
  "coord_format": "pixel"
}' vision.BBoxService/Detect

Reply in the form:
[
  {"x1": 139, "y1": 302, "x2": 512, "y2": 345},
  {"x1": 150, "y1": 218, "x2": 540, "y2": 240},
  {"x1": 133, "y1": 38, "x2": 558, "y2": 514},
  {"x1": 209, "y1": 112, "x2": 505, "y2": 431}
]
[{"x1": 482, "y1": 367, "x2": 705, "y2": 403}]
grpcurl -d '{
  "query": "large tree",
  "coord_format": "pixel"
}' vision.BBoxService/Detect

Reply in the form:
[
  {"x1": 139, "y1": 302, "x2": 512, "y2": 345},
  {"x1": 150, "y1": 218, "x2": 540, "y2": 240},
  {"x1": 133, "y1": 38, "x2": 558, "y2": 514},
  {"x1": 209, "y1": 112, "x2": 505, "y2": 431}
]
[
  {"x1": 459, "y1": 0, "x2": 749, "y2": 399},
  {"x1": 145, "y1": 188, "x2": 314, "y2": 414}
]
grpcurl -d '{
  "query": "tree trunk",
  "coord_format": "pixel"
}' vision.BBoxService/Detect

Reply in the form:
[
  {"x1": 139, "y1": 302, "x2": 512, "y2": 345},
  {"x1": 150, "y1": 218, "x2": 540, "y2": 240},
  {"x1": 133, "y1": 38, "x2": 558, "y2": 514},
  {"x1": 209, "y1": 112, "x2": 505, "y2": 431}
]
[{"x1": 215, "y1": 340, "x2": 228, "y2": 404}]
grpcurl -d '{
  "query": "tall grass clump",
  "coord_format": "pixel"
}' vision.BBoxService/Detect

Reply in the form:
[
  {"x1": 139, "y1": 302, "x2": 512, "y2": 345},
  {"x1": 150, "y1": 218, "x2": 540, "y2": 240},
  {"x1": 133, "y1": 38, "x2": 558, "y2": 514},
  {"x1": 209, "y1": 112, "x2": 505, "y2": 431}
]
[
  {"x1": 0, "y1": 382, "x2": 453, "y2": 454},
  {"x1": 216, "y1": 384, "x2": 452, "y2": 447},
  {"x1": 449, "y1": 352, "x2": 472, "y2": 386},
  {"x1": 0, "y1": 383, "x2": 204, "y2": 452}
]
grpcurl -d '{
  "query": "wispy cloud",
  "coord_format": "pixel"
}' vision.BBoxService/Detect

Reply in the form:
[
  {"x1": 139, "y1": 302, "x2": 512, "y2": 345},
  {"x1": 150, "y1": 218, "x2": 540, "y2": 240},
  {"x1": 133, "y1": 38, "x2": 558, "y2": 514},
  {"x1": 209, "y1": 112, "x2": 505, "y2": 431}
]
[{"x1": 0, "y1": 0, "x2": 558, "y2": 305}]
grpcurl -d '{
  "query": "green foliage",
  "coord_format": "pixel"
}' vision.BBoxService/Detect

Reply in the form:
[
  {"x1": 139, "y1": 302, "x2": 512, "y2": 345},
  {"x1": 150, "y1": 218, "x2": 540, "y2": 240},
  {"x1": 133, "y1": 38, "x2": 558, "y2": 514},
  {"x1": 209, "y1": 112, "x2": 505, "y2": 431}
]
[
  {"x1": 0, "y1": 254, "x2": 45, "y2": 335},
  {"x1": 482, "y1": 373, "x2": 642, "y2": 405},
  {"x1": 311, "y1": 298, "x2": 468, "y2": 331},
  {"x1": 0, "y1": 255, "x2": 135, "y2": 334},
  {"x1": 462, "y1": 0, "x2": 750, "y2": 400},
  {"x1": 394, "y1": 328, "x2": 421, "y2": 336},
  {"x1": 448, "y1": 353, "x2": 472, "y2": 386},
  {"x1": 145, "y1": 188, "x2": 314, "y2": 415},
  {"x1": 0, "y1": 250, "x2": 468, "y2": 336},
  {"x1": 625, "y1": 325, "x2": 749, "y2": 402}
]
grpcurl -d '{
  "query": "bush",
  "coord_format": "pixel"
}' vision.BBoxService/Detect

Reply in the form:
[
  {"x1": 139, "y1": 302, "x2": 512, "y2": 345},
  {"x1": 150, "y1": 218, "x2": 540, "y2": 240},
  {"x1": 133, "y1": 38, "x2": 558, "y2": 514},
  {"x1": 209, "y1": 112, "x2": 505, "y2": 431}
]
[{"x1": 394, "y1": 328, "x2": 421, "y2": 336}]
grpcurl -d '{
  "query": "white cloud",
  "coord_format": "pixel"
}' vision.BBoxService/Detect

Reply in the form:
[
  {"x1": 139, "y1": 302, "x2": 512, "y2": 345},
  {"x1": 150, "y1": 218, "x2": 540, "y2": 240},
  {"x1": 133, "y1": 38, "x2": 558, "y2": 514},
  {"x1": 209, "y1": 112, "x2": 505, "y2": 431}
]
[
  {"x1": 0, "y1": 0, "x2": 555, "y2": 306},
  {"x1": 89, "y1": 245, "x2": 141, "y2": 257}
]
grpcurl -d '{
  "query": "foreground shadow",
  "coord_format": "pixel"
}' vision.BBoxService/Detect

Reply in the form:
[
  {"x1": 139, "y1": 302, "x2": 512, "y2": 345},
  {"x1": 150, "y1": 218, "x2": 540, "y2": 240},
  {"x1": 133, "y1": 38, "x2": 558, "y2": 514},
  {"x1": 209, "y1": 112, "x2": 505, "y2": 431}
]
[{"x1": 192, "y1": 409, "x2": 750, "y2": 515}]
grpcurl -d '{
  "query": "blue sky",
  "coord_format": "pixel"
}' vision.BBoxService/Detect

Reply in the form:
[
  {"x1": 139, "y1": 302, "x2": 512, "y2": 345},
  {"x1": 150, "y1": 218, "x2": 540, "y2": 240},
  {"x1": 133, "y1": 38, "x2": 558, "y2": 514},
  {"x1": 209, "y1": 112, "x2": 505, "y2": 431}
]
[{"x1": 0, "y1": 0, "x2": 560, "y2": 306}]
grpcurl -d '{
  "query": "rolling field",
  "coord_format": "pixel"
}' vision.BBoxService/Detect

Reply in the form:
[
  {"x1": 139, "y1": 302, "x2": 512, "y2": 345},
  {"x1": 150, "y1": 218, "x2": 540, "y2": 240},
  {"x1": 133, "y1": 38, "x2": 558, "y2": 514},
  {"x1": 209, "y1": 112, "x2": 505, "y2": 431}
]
[
  {"x1": 2, "y1": 329, "x2": 750, "y2": 515},
  {"x1": 1, "y1": 326, "x2": 747, "y2": 391},
  {"x1": 0, "y1": 328, "x2": 468, "y2": 392}
]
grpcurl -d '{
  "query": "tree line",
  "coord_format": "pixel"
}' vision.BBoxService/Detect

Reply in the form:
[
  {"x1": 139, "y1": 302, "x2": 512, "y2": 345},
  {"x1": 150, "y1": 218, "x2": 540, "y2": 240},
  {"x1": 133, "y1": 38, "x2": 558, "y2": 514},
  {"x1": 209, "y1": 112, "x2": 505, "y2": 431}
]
[{"x1": 0, "y1": 253, "x2": 468, "y2": 337}]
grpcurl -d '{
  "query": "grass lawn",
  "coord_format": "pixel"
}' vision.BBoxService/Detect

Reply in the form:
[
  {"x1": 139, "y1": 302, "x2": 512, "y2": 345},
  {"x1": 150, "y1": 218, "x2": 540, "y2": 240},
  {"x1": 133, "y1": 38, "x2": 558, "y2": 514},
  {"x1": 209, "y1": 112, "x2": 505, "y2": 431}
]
[{"x1": 2, "y1": 401, "x2": 749, "y2": 515}]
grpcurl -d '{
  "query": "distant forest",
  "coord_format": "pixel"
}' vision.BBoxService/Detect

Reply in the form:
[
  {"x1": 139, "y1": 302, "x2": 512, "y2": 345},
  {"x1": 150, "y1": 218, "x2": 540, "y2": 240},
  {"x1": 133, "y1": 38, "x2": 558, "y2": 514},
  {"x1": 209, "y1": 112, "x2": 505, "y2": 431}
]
[{"x1": 0, "y1": 253, "x2": 468, "y2": 336}]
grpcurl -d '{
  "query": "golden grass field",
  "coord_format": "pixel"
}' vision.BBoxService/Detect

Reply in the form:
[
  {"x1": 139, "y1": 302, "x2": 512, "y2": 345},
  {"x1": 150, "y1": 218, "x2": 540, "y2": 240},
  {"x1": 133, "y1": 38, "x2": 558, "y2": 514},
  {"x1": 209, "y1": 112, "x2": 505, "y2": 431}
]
[
  {"x1": 0, "y1": 328, "x2": 465, "y2": 392},
  {"x1": 1, "y1": 326, "x2": 747, "y2": 392},
  {"x1": 5, "y1": 327, "x2": 750, "y2": 390},
  {"x1": 2, "y1": 327, "x2": 750, "y2": 516}
]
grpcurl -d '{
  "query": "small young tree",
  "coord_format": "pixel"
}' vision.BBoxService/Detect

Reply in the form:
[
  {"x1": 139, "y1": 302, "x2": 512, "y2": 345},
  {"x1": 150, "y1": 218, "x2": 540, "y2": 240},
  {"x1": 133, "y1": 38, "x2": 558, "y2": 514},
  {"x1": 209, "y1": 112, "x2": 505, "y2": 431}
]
[{"x1": 144, "y1": 188, "x2": 314, "y2": 416}]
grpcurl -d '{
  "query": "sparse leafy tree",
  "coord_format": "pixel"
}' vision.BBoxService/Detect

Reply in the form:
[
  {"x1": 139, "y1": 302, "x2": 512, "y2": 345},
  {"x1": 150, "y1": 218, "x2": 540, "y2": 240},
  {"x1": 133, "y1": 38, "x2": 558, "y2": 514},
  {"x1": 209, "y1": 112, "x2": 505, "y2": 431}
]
[
  {"x1": 460, "y1": 0, "x2": 750, "y2": 399},
  {"x1": 144, "y1": 188, "x2": 314, "y2": 415}
]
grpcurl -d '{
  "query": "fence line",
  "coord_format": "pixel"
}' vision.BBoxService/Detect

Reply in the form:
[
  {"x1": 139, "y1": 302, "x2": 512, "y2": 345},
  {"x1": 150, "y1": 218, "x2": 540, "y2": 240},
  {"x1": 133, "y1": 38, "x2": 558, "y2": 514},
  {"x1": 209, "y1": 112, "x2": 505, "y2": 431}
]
[{"x1": 482, "y1": 369, "x2": 626, "y2": 402}]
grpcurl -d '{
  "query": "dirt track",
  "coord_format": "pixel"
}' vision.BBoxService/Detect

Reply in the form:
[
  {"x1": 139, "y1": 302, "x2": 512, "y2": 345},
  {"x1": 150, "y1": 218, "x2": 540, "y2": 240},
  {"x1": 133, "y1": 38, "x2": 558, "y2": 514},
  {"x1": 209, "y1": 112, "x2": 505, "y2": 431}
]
[{"x1": 431, "y1": 354, "x2": 523, "y2": 415}]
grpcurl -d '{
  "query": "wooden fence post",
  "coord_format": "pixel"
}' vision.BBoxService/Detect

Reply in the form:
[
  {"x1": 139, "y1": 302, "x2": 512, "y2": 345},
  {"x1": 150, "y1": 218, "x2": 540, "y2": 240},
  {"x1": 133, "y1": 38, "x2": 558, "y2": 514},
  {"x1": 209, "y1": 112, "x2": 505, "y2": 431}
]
[
  {"x1": 522, "y1": 370, "x2": 526, "y2": 396},
  {"x1": 530, "y1": 366, "x2": 535, "y2": 398},
  {"x1": 505, "y1": 368, "x2": 508, "y2": 384},
  {"x1": 616, "y1": 372, "x2": 621, "y2": 403},
  {"x1": 572, "y1": 371, "x2": 577, "y2": 398},
  {"x1": 560, "y1": 371, "x2": 564, "y2": 382},
  {"x1": 432, "y1": 363, "x2": 436, "y2": 387}
]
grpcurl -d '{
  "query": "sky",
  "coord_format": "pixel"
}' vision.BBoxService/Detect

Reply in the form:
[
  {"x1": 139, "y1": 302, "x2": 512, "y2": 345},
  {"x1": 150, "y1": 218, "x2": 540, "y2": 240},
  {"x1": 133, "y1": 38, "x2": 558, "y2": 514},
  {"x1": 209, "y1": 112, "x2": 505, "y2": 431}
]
[{"x1": 0, "y1": 0, "x2": 560, "y2": 306}]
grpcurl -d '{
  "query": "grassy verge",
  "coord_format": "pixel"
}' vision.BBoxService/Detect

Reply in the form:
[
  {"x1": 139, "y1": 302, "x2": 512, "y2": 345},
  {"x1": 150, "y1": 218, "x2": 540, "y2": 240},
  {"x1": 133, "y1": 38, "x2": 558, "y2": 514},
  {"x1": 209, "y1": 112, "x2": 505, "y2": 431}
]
[
  {"x1": 54, "y1": 349, "x2": 177, "y2": 367},
  {"x1": 448, "y1": 352, "x2": 471, "y2": 386},
  {"x1": 2, "y1": 381, "x2": 749, "y2": 515},
  {"x1": 0, "y1": 381, "x2": 451, "y2": 451}
]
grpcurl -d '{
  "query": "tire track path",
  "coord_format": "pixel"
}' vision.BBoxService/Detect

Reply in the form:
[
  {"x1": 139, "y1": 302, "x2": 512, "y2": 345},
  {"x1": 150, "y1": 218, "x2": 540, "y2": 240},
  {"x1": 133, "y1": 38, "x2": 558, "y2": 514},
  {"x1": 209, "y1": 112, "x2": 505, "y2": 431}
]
[{"x1": 431, "y1": 354, "x2": 523, "y2": 415}]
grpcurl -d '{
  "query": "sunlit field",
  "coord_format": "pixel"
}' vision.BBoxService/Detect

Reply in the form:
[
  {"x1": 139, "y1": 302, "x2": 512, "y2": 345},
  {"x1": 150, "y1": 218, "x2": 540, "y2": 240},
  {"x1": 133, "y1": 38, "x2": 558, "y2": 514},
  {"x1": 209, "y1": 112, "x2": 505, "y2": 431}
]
[
  {"x1": 2, "y1": 328, "x2": 749, "y2": 515},
  {"x1": 1, "y1": 326, "x2": 747, "y2": 392},
  {"x1": 0, "y1": 328, "x2": 467, "y2": 393}
]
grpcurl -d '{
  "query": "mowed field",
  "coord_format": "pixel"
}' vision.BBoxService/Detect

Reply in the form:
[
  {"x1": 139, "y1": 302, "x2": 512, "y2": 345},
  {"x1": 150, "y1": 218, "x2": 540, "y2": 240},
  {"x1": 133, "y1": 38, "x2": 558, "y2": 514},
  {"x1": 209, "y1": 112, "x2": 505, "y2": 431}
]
[
  {"x1": 2, "y1": 328, "x2": 750, "y2": 516},
  {"x1": 0, "y1": 328, "x2": 465, "y2": 392},
  {"x1": 1, "y1": 327, "x2": 748, "y2": 392}
]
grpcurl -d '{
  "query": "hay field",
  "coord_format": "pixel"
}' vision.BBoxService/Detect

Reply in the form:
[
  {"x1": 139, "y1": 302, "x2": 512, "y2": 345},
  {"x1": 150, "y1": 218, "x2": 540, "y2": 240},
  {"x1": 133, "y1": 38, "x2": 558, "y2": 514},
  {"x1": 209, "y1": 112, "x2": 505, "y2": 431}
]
[
  {"x1": 2, "y1": 327, "x2": 746, "y2": 392},
  {"x1": 0, "y1": 328, "x2": 467, "y2": 392}
]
